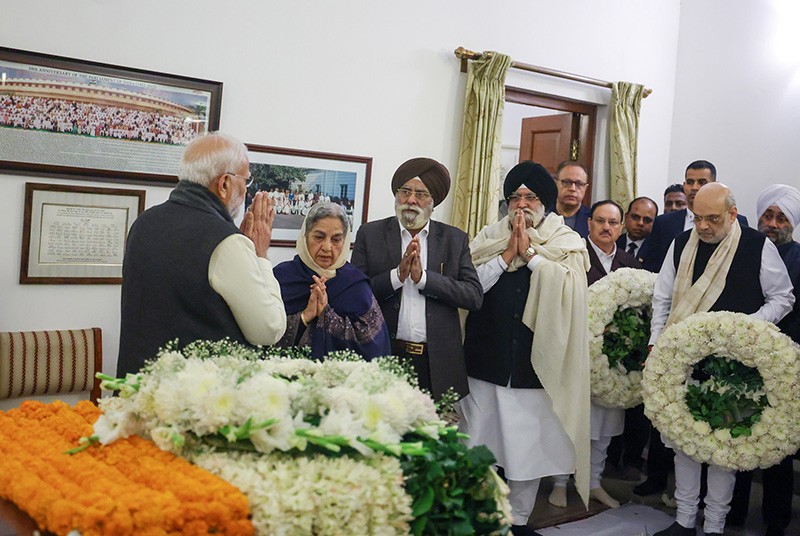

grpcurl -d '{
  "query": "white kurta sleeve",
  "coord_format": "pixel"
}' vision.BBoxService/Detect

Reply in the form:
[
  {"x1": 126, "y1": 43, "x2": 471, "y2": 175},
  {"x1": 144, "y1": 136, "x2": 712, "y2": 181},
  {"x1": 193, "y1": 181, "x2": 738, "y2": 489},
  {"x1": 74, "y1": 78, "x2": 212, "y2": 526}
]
[
  {"x1": 754, "y1": 239, "x2": 795, "y2": 324},
  {"x1": 649, "y1": 242, "x2": 677, "y2": 345},
  {"x1": 208, "y1": 233, "x2": 287, "y2": 346}
]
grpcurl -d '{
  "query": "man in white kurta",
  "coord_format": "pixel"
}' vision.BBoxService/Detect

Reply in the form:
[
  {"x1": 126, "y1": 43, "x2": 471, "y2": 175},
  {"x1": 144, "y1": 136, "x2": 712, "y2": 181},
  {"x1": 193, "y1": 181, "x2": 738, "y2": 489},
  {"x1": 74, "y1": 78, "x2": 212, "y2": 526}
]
[
  {"x1": 650, "y1": 183, "x2": 794, "y2": 536},
  {"x1": 458, "y1": 161, "x2": 591, "y2": 536}
]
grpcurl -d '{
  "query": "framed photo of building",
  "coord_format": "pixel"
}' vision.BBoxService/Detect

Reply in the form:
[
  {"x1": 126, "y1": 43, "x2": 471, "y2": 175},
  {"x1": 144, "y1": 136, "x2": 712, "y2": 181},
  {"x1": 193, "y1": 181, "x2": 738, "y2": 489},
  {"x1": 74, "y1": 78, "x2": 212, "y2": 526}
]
[
  {"x1": 0, "y1": 47, "x2": 222, "y2": 184},
  {"x1": 245, "y1": 144, "x2": 372, "y2": 247},
  {"x1": 20, "y1": 182, "x2": 145, "y2": 284}
]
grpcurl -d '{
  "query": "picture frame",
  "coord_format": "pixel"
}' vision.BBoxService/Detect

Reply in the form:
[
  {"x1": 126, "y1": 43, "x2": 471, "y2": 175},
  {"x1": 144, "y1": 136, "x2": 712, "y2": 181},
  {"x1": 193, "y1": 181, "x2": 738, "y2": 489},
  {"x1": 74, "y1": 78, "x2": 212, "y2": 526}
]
[
  {"x1": 20, "y1": 182, "x2": 145, "y2": 284},
  {"x1": 245, "y1": 144, "x2": 372, "y2": 247},
  {"x1": 0, "y1": 46, "x2": 222, "y2": 184}
]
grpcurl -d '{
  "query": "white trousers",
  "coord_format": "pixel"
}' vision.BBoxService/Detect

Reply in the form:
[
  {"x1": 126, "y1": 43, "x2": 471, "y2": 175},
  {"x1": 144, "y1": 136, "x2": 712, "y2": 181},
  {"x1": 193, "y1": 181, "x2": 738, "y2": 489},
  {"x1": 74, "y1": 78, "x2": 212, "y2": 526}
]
[
  {"x1": 590, "y1": 435, "x2": 613, "y2": 489},
  {"x1": 673, "y1": 448, "x2": 735, "y2": 534},
  {"x1": 508, "y1": 478, "x2": 541, "y2": 525}
]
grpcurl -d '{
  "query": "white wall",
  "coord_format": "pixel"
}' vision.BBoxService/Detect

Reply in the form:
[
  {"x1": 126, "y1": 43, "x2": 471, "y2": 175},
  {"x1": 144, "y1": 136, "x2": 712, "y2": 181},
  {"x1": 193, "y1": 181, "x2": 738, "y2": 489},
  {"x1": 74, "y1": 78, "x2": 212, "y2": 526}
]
[
  {"x1": 0, "y1": 0, "x2": 681, "y2": 376},
  {"x1": 669, "y1": 0, "x2": 800, "y2": 230}
]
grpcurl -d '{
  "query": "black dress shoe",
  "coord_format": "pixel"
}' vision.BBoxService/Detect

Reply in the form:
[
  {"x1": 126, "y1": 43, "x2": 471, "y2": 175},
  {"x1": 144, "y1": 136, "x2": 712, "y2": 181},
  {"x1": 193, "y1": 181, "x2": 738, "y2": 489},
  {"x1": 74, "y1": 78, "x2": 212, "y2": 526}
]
[
  {"x1": 510, "y1": 525, "x2": 542, "y2": 536},
  {"x1": 652, "y1": 521, "x2": 696, "y2": 536},
  {"x1": 633, "y1": 477, "x2": 667, "y2": 496}
]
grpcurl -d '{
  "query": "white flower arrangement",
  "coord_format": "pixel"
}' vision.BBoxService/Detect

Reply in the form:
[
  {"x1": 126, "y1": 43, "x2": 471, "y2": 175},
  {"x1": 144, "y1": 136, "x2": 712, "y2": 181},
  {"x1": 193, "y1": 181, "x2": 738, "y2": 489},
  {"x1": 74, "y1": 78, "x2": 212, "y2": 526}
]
[
  {"x1": 588, "y1": 267, "x2": 657, "y2": 408},
  {"x1": 191, "y1": 450, "x2": 412, "y2": 535},
  {"x1": 96, "y1": 344, "x2": 440, "y2": 456},
  {"x1": 642, "y1": 311, "x2": 800, "y2": 471},
  {"x1": 94, "y1": 341, "x2": 512, "y2": 535}
]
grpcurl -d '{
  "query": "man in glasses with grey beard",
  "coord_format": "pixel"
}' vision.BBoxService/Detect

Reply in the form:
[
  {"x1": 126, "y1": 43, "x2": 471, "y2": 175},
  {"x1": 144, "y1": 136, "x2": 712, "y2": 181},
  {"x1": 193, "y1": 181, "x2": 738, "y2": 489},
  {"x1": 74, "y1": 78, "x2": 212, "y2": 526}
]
[
  {"x1": 351, "y1": 157, "x2": 482, "y2": 401},
  {"x1": 459, "y1": 161, "x2": 591, "y2": 536}
]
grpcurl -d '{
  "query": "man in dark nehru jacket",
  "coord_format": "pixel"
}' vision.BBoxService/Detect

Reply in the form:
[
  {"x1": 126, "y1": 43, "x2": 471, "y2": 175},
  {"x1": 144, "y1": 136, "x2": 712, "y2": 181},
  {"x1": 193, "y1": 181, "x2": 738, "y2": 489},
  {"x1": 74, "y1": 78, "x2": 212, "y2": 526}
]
[
  {"x1": 351, "y1": 157, "x2": 482, "y2": 400},
  {"x1": 726, "y1": 184, "x2": 800, "y2": 536},
  {"x1": 651, "y1": 183, "x2": 794, "y2": 536},
  {"x1": 118, "y1": 132, "x2": 286, "y2": 377},
  {"x1": 459, "y1": 161, "x2": 590, "y2": 536}
]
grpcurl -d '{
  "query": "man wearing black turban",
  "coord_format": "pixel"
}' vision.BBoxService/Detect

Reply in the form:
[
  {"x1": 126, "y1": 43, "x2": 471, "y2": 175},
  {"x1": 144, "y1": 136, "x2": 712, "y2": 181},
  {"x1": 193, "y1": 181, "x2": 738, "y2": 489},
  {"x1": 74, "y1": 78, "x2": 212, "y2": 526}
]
[
  {"x1": 352, "y1": 157, "x2": 483, "y2": 400},
  {"x1": 460, "y1": 160, "x2": 591, "y2": 535}
]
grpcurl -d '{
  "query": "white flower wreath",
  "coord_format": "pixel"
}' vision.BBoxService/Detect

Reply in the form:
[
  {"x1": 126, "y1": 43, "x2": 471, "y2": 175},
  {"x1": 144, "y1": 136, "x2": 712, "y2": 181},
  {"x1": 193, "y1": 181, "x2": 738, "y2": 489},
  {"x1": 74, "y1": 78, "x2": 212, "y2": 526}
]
[
  {"x1": 588, "y1": 267, "x2": 657, "y2": 409},
  {"x1": 642, "y1": 311, "x2": 800, "y2": 471}
]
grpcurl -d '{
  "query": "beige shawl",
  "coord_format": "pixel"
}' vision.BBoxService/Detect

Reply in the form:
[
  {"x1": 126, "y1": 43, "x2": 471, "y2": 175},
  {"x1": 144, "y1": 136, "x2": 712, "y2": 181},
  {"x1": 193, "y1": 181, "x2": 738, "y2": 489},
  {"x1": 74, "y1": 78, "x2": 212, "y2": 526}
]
[
  {"x1": 665, "y1": 220, "x2": 741, "y2": 329},
  {"x1": 470, "y1": 213, "x2": 592, "y2": 509}
]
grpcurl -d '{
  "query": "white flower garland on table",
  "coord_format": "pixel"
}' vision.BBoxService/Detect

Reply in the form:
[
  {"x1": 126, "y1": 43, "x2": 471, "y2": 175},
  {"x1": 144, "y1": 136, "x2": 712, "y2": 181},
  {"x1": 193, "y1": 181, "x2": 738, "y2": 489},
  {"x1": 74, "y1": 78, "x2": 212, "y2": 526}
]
[
  {"x1": 588, "y1": 267, "x2": 657, "y2": 408},
  {"x1": 642, "y1": 311, "x2": 800, "y2": 471},
  {"x1": 191, "y1": 450, "x2": 412, "y2": 535},
  {"x1": 96, "y1": 345, "x2": 440, "y2": 456}
]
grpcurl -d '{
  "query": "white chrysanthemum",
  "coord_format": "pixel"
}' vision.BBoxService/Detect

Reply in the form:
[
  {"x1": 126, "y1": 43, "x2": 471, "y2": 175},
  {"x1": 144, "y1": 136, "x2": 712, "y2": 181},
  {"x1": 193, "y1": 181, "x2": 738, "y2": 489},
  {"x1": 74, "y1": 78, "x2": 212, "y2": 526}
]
[
  {"x1": 588, "y1": 267, "x2": 657, "y2": 408},
  {"x1": 643, "y1": 311, "x2": 800, "y2": 471}
]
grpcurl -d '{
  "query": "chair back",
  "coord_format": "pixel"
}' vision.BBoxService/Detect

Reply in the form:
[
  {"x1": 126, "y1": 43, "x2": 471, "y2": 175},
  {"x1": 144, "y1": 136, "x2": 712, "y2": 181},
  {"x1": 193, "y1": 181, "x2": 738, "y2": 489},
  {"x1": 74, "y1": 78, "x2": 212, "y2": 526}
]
[{"x1": 0, "y1": 328, "x2": 102, "y2": 404}]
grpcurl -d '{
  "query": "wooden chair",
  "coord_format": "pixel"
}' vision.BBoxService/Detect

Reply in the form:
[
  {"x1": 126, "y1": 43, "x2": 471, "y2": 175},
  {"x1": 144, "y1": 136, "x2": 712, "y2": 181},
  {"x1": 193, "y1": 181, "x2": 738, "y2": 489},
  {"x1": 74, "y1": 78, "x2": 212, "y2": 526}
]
[{"x1": 0, "y1": 328, "x2": 102, "y2": 404}]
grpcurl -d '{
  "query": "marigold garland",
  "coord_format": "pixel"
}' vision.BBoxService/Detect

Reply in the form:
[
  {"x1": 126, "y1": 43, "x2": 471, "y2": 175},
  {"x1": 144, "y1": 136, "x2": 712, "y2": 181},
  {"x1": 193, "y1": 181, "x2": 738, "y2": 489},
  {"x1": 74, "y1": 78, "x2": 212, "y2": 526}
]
[{"x1": 0, "y1": 400, "x2": 253, "y2": 536}]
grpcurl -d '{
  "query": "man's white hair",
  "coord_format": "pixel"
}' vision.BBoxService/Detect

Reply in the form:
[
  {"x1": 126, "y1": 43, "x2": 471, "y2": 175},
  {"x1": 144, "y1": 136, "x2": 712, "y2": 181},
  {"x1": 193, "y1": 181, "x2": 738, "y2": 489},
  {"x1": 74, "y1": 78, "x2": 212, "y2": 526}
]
[{"x1": 178, "y1": 132, "x2": 248, "y2": 187}]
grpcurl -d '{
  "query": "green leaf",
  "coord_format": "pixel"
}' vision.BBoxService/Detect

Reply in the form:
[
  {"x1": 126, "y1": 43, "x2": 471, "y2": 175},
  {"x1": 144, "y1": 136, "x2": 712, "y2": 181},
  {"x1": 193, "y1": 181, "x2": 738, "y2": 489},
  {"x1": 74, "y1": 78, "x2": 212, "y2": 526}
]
[{"x1": 411, "y1": 485, "x2": 435, "y2": 517}]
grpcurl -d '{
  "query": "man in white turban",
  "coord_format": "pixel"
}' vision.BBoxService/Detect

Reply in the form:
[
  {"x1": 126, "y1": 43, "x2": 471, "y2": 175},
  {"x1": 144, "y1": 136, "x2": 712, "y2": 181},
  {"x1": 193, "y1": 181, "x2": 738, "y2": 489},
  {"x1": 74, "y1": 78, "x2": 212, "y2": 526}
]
[{"x1": 726, "y1": 184, "x2": 800, "y2": 536}]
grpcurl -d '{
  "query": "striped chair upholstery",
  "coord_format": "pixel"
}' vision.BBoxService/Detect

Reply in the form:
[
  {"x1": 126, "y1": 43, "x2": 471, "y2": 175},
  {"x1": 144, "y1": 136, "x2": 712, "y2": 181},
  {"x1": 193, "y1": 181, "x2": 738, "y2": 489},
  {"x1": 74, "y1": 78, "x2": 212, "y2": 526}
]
[{"x1": 0, "y1": 328, "x2": 102, "y2": 404}]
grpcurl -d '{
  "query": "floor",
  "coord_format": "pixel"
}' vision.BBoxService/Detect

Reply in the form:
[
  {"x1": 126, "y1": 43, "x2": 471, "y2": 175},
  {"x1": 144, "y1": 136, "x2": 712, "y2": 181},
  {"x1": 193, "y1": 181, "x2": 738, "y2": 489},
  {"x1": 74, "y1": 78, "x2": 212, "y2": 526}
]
[{"x1": 526, "y1": 467, "x2": 800, "y2": 536}]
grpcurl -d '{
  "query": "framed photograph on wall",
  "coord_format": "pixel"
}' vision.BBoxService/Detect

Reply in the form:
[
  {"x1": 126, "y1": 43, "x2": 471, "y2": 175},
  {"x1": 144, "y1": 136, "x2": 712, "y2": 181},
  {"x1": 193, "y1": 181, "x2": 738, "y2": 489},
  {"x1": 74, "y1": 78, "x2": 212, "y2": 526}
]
[
  {"x1": 0, "y1": 46, "x2": 222, "y2": 184},
  {"x1": 245, "y1": 144, "x2": 372, "y2": 247},
  {"x1": 20, "y1": 182, "x2": 145, "y2": 284}
]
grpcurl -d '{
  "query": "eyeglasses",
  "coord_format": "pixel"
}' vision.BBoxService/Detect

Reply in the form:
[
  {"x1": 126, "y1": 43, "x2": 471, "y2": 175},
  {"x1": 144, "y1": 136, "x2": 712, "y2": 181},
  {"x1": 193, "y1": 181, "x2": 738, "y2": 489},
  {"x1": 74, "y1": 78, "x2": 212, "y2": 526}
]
[
  {"x1": 592, "y1": 218, "x2": 621, "y2": 227},
  {"x1": 507, "y1": 193, "x2": 539, "y2": 203},
  {"x1": 396, "y1": 187, "x2": 431, "y2": 200},
  {"x1": 555, "y1": 179, "x2": 589, "y2": 190},
  {"x1": 226, "y1": 172, "x2": 254, "y2": 188},
  {"x1": 692, "y1": 213, "x2": 725, "y2": 225}
]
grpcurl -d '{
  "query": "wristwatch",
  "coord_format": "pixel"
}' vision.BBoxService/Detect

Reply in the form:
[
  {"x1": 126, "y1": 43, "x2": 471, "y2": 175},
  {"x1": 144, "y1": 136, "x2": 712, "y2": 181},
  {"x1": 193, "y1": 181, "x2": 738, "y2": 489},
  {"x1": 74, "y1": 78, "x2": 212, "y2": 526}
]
[{"x1": 523, "y1": 245, "x2": 536, "y2": 262}]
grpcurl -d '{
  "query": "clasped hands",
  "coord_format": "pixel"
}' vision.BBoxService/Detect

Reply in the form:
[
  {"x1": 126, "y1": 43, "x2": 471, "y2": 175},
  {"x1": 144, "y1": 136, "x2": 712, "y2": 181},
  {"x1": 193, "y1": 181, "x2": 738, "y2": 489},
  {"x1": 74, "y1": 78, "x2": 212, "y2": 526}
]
[
  {"x1": 301, "y1": 275, "x2": 328, "y2": 325},
  {"x1": 501, "y1": 209, "x2": 534, "y2": 266},
  {"x1": 398, "y1": 235, "x2": 423, "y2": 284},
  {"x1": 239, "y1": 191, "x2": 275, "y2": 258}
]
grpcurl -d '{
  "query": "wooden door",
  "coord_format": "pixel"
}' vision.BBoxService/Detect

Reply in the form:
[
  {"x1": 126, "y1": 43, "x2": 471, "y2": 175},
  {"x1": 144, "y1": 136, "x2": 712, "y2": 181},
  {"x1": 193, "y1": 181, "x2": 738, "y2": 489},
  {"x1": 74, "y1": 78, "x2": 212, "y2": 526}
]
[{"x1": 519, "y1": 113, "x2": 574, "y2": 174}]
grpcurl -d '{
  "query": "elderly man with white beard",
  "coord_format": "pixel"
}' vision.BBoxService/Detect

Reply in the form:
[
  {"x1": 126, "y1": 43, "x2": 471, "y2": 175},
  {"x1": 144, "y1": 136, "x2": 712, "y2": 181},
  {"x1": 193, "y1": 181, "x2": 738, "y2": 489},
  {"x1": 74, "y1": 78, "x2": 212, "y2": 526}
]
[
  {"x1": 118, "y1": 132, "x2": 286, "y2": 377},
  {"x1": 351, "y1": 157, "x2": 483, "y2": 400},
  {"x1": 458, "y1": 161, "x2": 591, "y2": 536}
]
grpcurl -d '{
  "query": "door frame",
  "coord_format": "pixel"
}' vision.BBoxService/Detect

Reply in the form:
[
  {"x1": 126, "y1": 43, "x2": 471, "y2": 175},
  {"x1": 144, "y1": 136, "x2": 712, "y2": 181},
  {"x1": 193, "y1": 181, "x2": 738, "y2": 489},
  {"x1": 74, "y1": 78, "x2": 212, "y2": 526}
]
[{"x1": 505, "y1": 86, "x2": 597, "y2": 205}]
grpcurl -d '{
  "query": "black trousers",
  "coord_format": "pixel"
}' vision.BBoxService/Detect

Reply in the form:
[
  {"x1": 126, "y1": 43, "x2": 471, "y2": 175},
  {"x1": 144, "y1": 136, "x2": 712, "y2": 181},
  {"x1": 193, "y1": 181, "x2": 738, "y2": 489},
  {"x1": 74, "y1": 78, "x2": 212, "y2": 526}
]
[
  {"x1": 607, "y1": 403, "x2": 650, "y2": 469},
  {"x1": 727, "y1": 456, "x2": 793, "y2": 528},
  {"x1": 391, "y1": 340, "x2": 432, "y2": 393}
]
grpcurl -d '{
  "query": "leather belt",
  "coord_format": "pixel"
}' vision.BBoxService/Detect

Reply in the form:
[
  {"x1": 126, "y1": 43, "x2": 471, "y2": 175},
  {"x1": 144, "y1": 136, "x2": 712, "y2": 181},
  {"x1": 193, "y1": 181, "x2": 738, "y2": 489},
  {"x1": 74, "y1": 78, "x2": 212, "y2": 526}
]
[{"x1": 394, "y1": 340, "x2": 426, "y2": 355}]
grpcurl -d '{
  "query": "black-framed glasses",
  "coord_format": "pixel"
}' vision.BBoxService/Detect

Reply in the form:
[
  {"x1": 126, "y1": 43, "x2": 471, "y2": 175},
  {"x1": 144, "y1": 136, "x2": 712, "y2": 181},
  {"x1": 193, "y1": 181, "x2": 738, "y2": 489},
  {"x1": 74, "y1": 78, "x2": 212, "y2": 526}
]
[
  {"x1": 396, "y1": 187, "x2": 432, "y2": 200},
  {"x1": 507, "y1": 192, "x2": 539, "y2": 203},
  {"x1": 226, "y1": 171, "x2": 254, "y2": 188},
  {"x1": 555, "y1": 179, "x2": 589, "y2": 190},
  {"x1": 591, "y1": 217, "x2": 621, "y2": 227}
]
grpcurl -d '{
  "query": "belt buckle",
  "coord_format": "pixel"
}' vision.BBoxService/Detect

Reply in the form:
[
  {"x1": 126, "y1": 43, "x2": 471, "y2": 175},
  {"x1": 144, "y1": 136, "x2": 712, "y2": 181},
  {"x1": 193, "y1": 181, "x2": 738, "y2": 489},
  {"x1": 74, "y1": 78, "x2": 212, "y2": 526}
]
[{"x1": 405, "y1": 342, "x2": 424, "y2": 355}]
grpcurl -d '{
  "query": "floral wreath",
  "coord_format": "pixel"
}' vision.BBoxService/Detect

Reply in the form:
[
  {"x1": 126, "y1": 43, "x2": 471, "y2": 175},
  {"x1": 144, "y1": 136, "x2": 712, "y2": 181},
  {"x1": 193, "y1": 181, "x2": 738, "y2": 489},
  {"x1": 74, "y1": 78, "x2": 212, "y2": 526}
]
[
  {"x1": 588, "y1": 267, "x2": 657, "y2": 409},
  {"x1": 642, "y1": 311, "x2": 800, "y2": 471}
]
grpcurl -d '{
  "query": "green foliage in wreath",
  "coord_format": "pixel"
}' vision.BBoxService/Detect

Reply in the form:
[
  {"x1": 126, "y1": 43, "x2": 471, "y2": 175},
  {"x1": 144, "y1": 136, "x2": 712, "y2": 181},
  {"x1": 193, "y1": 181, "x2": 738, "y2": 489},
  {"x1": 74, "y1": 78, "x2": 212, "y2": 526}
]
[
  {"x1": 602, "y1": 306, "x2": 651, "y2": 372},
  {"x1": 685, "y1": 355, "x2": 769, "y2": 438},
  {"x1": 400, "y1": 427, "x2": 509, "y2": 536}
]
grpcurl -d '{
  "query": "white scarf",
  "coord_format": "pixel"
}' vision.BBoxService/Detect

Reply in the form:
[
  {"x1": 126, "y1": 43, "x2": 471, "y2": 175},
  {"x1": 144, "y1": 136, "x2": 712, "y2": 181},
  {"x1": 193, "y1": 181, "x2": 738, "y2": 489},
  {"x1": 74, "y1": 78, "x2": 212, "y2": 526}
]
[{"x1": 470, "y1": 213, "x2": 592, "y2": 509}]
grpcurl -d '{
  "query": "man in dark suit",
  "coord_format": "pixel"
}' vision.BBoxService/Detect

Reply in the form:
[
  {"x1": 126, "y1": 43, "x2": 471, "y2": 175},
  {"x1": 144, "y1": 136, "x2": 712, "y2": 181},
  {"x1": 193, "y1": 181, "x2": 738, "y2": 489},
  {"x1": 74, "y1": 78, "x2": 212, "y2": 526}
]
[
  {"x1": 615, "y1": 197, "x2": 658, "y2": 265},
  {"x1": 580, "y1": 199, "x2": 643, "y2": 510},
  {"x1": 351, "y1": 157, "x2": 483, "y2": 400},
  {"x1": 639, "y1": 160, "x2": 748, "y2": 272},
  {"x1": 554, "y1": 160, "x2": 591, "y2": 237},
  {"x1": 587, "y1": 200, "x2": 642, "y2": 284}
]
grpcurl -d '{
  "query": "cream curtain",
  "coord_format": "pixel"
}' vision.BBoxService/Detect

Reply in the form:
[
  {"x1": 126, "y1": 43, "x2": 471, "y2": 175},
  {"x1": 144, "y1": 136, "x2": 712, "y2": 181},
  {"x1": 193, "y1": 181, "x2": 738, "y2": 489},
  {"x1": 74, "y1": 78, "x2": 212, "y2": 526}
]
[
  {"x1": 609, "y1": 82, "x2": 645, "y2": 209},
  {"x1": 452, "y1": 52, "x2": 512, "y2": 237}
]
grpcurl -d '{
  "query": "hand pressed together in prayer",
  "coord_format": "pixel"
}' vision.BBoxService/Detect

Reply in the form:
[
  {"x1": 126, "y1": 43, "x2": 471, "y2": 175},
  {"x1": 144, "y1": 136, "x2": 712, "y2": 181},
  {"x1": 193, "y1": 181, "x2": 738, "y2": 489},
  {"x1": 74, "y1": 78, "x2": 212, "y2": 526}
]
[
  {"x1": 502, "y1": 209, "x2": 534, "y2": 265},
  {"x1": 240, "y1": 192, "x2": 275, "y2": 258},
  {"x1": 398, "y1": 236, "x2": 423, "y2": 284},
  {"x1": 301, "y1": 275, "x2": 328, "y2": 325}
]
